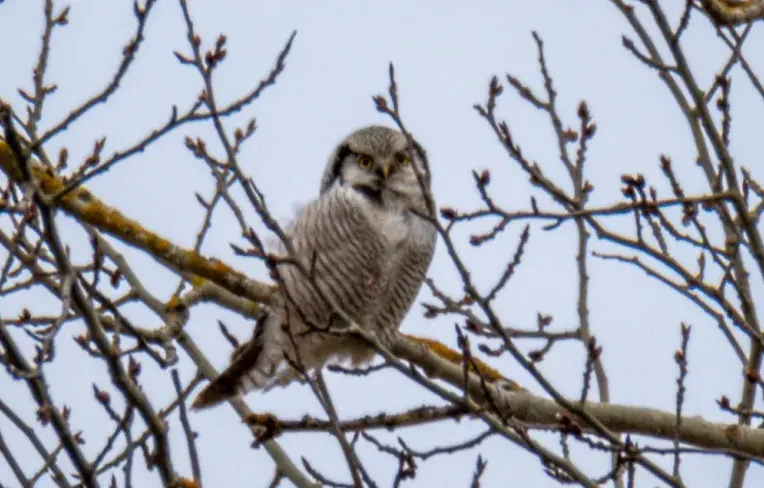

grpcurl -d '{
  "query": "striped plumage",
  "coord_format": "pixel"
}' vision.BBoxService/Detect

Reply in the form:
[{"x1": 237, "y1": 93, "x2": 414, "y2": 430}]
[{"x1": 193, "y1": 125, "x2": 437, "y2": 409}]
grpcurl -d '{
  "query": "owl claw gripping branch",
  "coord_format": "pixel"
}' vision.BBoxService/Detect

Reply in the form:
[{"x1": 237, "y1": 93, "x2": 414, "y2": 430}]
[{"x1": 193, "y1": 126, "x2": 437, "y2": 409}]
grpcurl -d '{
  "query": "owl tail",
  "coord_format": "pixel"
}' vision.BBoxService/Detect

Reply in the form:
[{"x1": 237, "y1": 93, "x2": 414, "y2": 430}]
[{"x1": 192, "y1": 310, "x2": 286, "y2": 409}]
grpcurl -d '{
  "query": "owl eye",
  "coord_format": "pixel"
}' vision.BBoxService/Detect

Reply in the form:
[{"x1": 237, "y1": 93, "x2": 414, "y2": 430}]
[
  {"x1": 395, "y1": 153, "x2": 410, "y2": 166},
  {"x1": 357, "y1": 155, "x2": 373, "y2": 169}
]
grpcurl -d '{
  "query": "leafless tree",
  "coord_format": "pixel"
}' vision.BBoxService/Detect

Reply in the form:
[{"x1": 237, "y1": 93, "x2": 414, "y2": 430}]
[{"x1": 1, "y1": 1, "x2": 764, "y2": 487}]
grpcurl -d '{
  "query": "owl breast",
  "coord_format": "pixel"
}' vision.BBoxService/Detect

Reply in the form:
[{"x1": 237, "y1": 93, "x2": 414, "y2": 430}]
[{"x1": 368, "y1": 203, "x2": 437, "y2": 335}]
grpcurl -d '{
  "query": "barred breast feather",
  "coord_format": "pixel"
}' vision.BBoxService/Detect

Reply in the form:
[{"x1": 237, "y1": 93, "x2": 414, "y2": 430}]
[{"x1": 372, "y1": 217, "x2": 437, "y2": 334}]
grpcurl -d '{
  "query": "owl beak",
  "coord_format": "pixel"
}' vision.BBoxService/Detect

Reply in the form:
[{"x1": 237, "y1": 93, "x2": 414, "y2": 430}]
[{"x1": 377, "y1": 164, "x2": 390, "y2": 179}]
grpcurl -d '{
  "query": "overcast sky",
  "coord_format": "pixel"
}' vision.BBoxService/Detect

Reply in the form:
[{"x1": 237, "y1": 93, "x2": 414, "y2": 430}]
[{"x1": 1, "y1": 1, "x2": 763, "y2": 487}]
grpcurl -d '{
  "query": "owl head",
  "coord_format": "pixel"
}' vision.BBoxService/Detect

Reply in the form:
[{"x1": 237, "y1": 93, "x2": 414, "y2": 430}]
[{"x1": 321, "y1": 125, "x2": 430, "y2": 208}]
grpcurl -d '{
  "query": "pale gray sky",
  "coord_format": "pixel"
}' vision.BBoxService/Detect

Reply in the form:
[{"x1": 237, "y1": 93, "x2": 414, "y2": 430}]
[{"x1": 1, "y1": 1, "x2": 763, "y2": 487}]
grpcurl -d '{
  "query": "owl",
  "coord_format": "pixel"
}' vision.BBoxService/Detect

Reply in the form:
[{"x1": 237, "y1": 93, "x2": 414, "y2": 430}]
[{"x1": 193, "y1": 125, "x2": 437, "y2": 408}]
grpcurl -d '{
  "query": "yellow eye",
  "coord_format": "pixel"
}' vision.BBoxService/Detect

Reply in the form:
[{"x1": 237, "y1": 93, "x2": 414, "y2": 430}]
[
  {"x1": 357, "y1": 155, "x2": 373, "y2": 169},
  {"x1": 395, "y1": 153, "x2": 410, "y2": 166}
]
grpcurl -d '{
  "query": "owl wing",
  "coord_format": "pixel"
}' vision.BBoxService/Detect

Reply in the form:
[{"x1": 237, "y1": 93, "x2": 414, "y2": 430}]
[
  {"x1": 192, "y1": 186, "x2": 386, "y2": 409},
  {"x1": 282, "y1": 185, "x2": 389, "y2": 326}
]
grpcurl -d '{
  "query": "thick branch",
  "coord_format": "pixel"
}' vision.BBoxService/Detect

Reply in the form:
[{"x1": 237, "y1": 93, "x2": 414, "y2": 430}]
[{"x1": 391, "y1": 333, "x2": 764, "y2": 458}]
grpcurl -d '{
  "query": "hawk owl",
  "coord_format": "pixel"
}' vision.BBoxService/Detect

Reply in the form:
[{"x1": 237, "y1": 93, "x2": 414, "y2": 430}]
[{"x1": 193, "y1": 125, "x2": 437, "y2": 408}]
